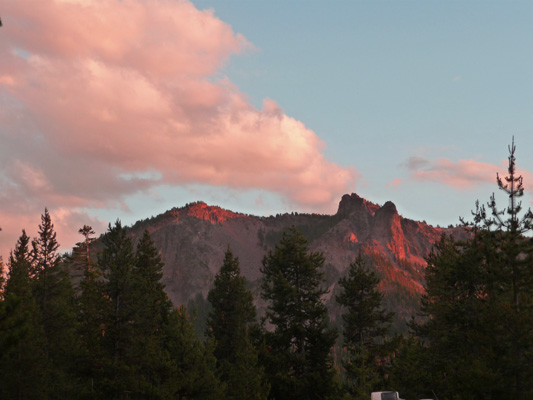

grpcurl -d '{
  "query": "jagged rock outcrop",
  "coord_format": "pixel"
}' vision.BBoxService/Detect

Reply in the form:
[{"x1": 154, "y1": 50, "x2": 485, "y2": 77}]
[{"x1": 123, "y1": 194, "x2": 466, "y2": 330}]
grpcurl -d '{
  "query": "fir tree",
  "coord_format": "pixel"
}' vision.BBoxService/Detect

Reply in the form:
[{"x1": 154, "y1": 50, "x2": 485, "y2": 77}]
[
  {"x1": 417, "y1": 139, "x2": 533, "y2": 400},
  {"x1": 98, "y1": 220, "x2": 139, "y2": 398},
  {"x1": 0, "y1": 230, "x2": 50, "y2": 399},
  {"x1": 336, "y1": 255, "x2": 395, "y2": 399},
  {"x1": 260, "y1": 226, "x2": 338, "y2": 400},
  {"x1": 31, "y1": 208, "x2": 60, "y2": 318},
  {"x1": 31, "y1": 210, "x2": 80, "y2": 397},
  {"x1": 416, "y1": 234, "x2": 506, "y2": 399},
  {"x1": 131, "y1": 229, "x2": 174, "y2": 396},
  {"x1": 207, "y1": 247, "x2": 269, "y2": 400}
]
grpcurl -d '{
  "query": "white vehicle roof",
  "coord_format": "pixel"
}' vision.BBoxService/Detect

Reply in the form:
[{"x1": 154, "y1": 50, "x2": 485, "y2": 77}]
[{"x1": 370, "y1": 391, "x2": 404, "y2": 400}]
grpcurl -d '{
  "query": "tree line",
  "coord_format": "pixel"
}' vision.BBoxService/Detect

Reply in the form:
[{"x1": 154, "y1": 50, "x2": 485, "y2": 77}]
[{"x1": 1, "y1": 140, "x2": 532, "y2": 399}]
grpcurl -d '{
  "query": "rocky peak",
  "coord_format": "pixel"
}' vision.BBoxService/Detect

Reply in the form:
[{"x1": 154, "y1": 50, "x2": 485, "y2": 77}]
[
  {"x1": 337, "y1": 193, "x2": 379, "y2": 217},
  {"x1": 377, "y1": 200, "x2": 398, "y2": 216},
  {"x1": 184, "y1": 201, "x2": 245, "y2": 224}
]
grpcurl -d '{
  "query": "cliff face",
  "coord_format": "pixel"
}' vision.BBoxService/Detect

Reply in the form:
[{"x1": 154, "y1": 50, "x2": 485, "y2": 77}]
[{"x1": 127, "y1": 195, "x2": 466, "y2": 327}]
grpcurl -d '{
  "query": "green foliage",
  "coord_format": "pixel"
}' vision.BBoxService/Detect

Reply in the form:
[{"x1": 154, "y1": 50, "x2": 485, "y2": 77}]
[
  {"x1": 413, "y1": 140, "x2": 533, "y2": 400},
  {"x1": 261, "y1": 226, "x2": 339, "y2": 400},
  {"x1": 414, "y1": 234, "x2": 510, "y2": 399},
  {"x1": 31, "y1": 210, "x2": 81, "y2": 397},
  {"x1": 98, "y1": 220, "x2": 141, "y2": 398},
  {"x1": 0, "y1": 230, "x2": 51, "y2": 399},
  {"x1": 336, "y1": 255, "x2": 395, "y2": 398},
  {"x1": 131, "y1": 229, "x2": 174, "y2": 396},
  {"x1": 76, "y1": 267, "x2": 108, "y2": 398},
  {"x1": 207, "y1": 247, "x2": 269, "y2": 400},
  {"x1": 164, "y1": 306, "x2": 224, "y2": 399},
  {"x1": 387, "y1": 336, "x2": 439, "y2": 400},
  {"x1": 79, "y1": 224, "x2": 224, "y2": 399}
]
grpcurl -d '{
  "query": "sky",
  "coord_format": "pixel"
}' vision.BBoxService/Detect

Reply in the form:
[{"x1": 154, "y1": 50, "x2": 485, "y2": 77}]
[{"x1": 1, "y1": 0, "x2": 533, "y2": 257}]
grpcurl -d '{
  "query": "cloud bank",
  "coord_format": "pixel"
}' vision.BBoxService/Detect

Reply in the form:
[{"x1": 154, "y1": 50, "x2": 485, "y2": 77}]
[{"x1": 0, "y1": 0, "x2": 356, "y2": 256}]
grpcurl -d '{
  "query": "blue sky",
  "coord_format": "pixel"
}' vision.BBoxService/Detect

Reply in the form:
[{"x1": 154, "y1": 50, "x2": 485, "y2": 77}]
[{"x1": 190, "y1": 0, "x2": 533, "y2": 223}]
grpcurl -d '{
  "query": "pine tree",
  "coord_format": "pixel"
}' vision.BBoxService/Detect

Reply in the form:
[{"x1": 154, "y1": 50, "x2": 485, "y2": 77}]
[
  {"x1": 69, "y1": 224, "x2": 97, "y2": 278},
  {"x1": 131, "y1": 229, "x2": 174, "y2": 397},
  {"x1": 336, "y1": 255, "x2": 395, "y2": 399},
  {"x1": 79, "y1": 225, "x2": 96, "y2": 272},
  {"x1": 0, "y1": 230, "x2": 50, "y2": 399},
  {"x1": 31, "y1": 210, "x2": 80, "y2": 397},
  {"x1": 74, "y1": 225, "x2": 108, "y2": 398},
  {"x1": 416, "y1": 234, "x2": 505, "y2": 399},
  {"x1": 98, "y1": 220, "x2": 139, "y2": 398},
  {"x1": 417, "y1": 139, "x2": 533, "y2": 400},
  {"x1": 31, "y1": 208, "x2": 60, "y2": 318},
  {"x1": 207, "y1": 247, "x2": 269, "y2": 400},
  {"x1": 465, "y1": 139, "x2": 533, "y2": 399},
  {"x1": 260, "y1": 226, "x2": 338, "y2": 400}
]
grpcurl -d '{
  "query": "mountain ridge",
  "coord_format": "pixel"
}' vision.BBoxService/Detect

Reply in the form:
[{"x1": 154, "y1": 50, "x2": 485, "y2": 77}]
[{"x1": 122, "y1": 193, "x2": 466, "y2": 329}]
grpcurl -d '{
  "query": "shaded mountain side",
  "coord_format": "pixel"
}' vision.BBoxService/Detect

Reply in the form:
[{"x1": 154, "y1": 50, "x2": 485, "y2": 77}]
[{"x1": 119, "y1": 193, "x2": 466, "y2": 331}]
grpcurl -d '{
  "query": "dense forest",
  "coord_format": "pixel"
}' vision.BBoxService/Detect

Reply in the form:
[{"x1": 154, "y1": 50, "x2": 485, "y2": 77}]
[{"x1": 1, "y1": 142, "x2": 532, "y2": 400}]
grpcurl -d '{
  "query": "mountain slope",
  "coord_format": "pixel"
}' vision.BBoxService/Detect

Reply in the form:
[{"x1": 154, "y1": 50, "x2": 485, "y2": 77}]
[{"x1": 126, "y1": 193, "x2": 465, "y2": 329}]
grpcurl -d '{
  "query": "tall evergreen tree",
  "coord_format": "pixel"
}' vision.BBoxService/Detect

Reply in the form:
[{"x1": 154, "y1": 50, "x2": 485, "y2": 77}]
[
  {"x1": 0, "y1": 230, "x2": 50, "y2": 399},
  {"x1": 207, "y1": 247, "x2": 269, "y2": 400},
  {"x1": 336, "y1": 255, "x2": 395, "y2": 399},
  {"x1": 31, "y1": 210, "x2": 80, "y2": 397},
  {"x1": 98, "y1": 220, "x2": 139, "y2": 398},
  {"x1": 261, "y1": 226, "x2": 338, "y2": 400},
  {"x1": 73, "y1": 225, "x2": 108, "y2": 398},
  {"x1": 131, "y1": 229, "x2": 174, "y2": 396},
  {"x1": 416, "y1": 139, "x2": 533, "y2": 400},
  {"x1": 31, "y1": 208, "x2": 60, "y2": 317}
]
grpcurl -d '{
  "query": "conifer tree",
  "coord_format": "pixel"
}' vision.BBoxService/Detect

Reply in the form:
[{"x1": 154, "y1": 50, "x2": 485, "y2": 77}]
[
  {"x1": 336, "y1": 255, "x2": 394, "y2": 399},
  {"x1": 131, "y1": 229, "x2": 174, "y2": 396},
  {"x1": 417, "y1": 139, "x2": 533, "y2": 400},
  {"x1": 207, "y1": 247, "x2": 269, "y2": 400},
  {"x1": 261, "y1": 226, "x2": 338, "y2": 400},
  {"x1": 31, "y1": 210, "x2": 80, "y2": 397},
  {"x1": 74, "y1": 225, "x2": 108, "y2": 397},
  {"x1": 164, "y1": 306, "x2": 224, "y2": 399},
  {"x1": 98, "y1": 220, "x2": 139, "y2": 398},
  {"x1": 0, "y1": 230, "x2": 50, "y2": 399},
  {"x1": 31, "y1": 208, "x2": 60, "y2": 317},
  {"x1": 79, "y1": 225, "x2": 96, "y2": 271},
  {"x1": 465, "y1": 139, "x2": 533, "y2": 399}
]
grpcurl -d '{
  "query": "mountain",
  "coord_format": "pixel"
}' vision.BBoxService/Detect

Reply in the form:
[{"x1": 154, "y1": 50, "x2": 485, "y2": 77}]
[{"x1": 125, "y1": 193, "x2": 466, "y2": 330}]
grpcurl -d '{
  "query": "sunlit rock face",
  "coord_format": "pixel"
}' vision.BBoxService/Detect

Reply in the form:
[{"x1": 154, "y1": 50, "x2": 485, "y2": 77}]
[
  {"x1": 185, "y1": 202, "x2": 245, "y2": 224},
  {"x1": 125, "y1": 193, "x2": 467, "y2": 329}
]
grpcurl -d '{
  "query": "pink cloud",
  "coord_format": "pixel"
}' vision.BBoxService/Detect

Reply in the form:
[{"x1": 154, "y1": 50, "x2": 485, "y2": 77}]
[
  {"x1": 405, "y1": 156, "x2": 533, "y2": 191},
  {"x1": 0, "y1": 0, "x2": 357, "y2": 257},
  {"x1": 386, "y1": 178, "x2": 402, "y2": 188}
]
